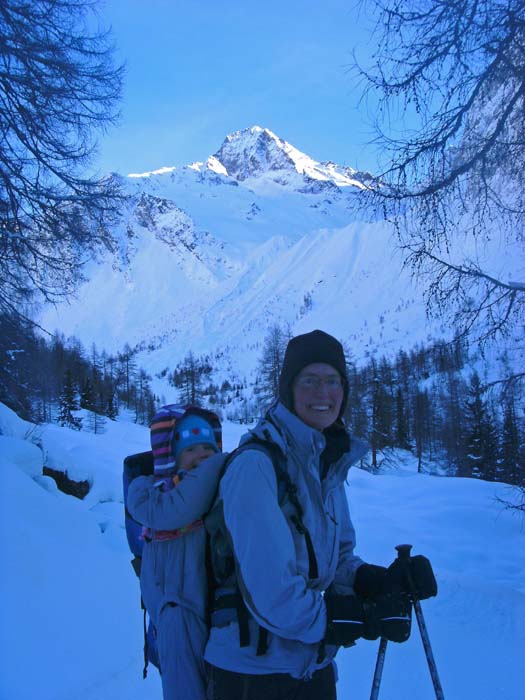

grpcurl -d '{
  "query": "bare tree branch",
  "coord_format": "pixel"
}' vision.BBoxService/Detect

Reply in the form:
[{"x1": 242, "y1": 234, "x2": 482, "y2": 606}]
[
  {"x1": 0, "y1": 0, "x2": 125, "y2": 317},
  {"x1": 353, "y1": 0, "x2": 525, "y2": 384}
]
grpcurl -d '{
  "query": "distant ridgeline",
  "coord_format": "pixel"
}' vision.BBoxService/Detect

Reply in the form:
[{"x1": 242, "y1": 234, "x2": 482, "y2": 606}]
[{"x1": 1, "y1": 314, "x2": 523, "y2": 487}]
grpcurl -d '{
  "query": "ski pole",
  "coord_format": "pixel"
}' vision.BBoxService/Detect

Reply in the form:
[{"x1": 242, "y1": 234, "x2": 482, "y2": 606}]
[
  {"x1": 369, "y1": 636, "x2": 388, "y2": 700},
  {"x1": 370, "y1": 541, "x2": 411, "y2": 700},
  {"x1": 396, "y1": 544, "x2": 445, "y2": 700}
]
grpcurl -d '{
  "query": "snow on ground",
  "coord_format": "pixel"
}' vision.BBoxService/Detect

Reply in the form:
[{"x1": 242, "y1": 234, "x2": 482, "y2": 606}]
[{"x1": 0, "y1": 402, "x2": 523, "y2": 700}]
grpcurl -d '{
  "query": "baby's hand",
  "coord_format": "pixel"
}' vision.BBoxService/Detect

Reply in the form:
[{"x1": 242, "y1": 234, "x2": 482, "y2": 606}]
[
  {"x1": 153, "y1": 476, "x2": 175, "y2": 491},
  {"x1": 172, "y1": 471, "x2": 186, "y2": 487}
]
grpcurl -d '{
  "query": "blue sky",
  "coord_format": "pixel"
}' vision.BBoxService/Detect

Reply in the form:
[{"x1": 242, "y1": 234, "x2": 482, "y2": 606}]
[{"x1": 94, "y1": 0, "x2": 382, "y2": 176}]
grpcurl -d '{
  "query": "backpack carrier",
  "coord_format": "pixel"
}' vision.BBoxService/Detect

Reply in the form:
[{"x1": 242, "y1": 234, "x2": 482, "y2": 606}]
[
  {"x1": 123, "y1": 449, "x2": 160, "y2": 675},
  {"x1": 123, "y1": 404, "x2": 222, "y2": 678},
  {"x1": 205, "y1": 425, "x2": 319, "y2": 657},
  {"x1": 123, "y1": 409, "x2": 319, "y2": 674}
]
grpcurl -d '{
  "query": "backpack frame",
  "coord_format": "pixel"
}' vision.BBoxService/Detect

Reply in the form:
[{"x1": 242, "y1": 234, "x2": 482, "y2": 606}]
[{"x1": 123, "y1": 449, "x2": 160, "y2": 676}]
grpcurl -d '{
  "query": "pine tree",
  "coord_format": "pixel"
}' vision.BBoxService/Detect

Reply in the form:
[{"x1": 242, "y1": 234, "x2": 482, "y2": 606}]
[
  {"x1": 395, "y1": 387, "x2": 410, "y2": 450},
  {"x1": 106, "y1": 391, "x2": 118, "y2": 421},
  {"x1": 119, "y1": 344, "x2": 137, "y2": 409},
  {"x1": 0, "y1": 313, "x2": 36, "y2": 419},
  {"x1": 413, "y1": 389, "x2": 431, "y2": 473},
  {"x1": 80, "y1": 377, "x2": 106, "y2": 433},
  {"x1": 500, "y1": 400, "x2": 521, "y2": 485},
  {"x1": 80, "y1": 377, "x2": 96, "y2": 411},
  {"x1": 438, "y1": 371, "x2": 465, "y2": 472},
  {"x1": 369, "y1": 359, "x2": 394, "y2": 468},
  {"x1": 460, "y1": 372, "x2": 498, "y2": 480},
  {"x1": 57, "y1": 370, "x2": 82, "y2": 430},
  {"x1": 257, "y1": 324, "x2": 291, "y2": 407},
  {"x1": 174, "y1": 352, "x2": 204, "y2": 405},
  {"x1": 369, "y1": 358, "x2": 395, "y2": 461},
  {"x1": 345, "y1": 361, "x2": 368, "y2": 438},
  {"x1": 135, "y1": 369, "x2": 153, "y2": 424}
]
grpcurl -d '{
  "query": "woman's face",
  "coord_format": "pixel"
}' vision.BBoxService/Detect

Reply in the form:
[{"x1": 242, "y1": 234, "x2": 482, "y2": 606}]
[
  {"x1": 177, "y1": 443, "x2": 216, "y2": 471},
  {"x1": 291, "y1": 362, "x2": 344, "y2": 431}
]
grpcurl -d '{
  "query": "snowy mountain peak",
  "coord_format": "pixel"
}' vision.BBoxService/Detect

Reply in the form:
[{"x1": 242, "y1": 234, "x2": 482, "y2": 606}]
[
  {"x1": 213, "y1": 126, "x2": 370, "y2": 189},
  {"x1": 124, "y1": 126, "x2": 371, "y2": 191},
  {"x1": 213, "y1": 126, "x2": 312, "y2": 181}
]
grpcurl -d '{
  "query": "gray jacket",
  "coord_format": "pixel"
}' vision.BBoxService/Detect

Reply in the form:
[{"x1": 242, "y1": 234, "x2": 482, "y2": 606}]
[
  {"x1": 204, "y1": 402, "x2": 368, "y2": 679},
  {"x1": 127, "y1": 452, "x2": 224, "y2": 624}
]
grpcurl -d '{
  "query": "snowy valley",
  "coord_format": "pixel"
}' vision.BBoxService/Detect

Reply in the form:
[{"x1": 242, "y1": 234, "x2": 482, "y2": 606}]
[
  {"x1": 2, "y1": 126, "x2": 524, "y2": 700},
  {"x1": 39, "y1": 126, "x2": 436, "y2": 399},
  {"x1": 1, "y1": 401, "x2": 524, "y2": 700}
]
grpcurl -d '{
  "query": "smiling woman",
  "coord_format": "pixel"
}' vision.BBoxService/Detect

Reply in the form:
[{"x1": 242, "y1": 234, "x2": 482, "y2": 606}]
[
  {"x1": 203, "y1": 330, "x2": 438, "y2": 700},
  {"x1": 292, "y1": 363, "x2": 344, "y2": 431},
  {"x1": 278, "y1": 329, "x2": 349, "y2": 424},
  {"x1": 204, "y1": 329, "x2": 373, "y2": 700}
]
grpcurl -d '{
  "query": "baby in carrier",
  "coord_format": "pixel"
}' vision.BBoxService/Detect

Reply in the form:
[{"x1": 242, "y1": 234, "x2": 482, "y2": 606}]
[{"x1": 127, "y1": 405, "x2": 224, "y2": 700}]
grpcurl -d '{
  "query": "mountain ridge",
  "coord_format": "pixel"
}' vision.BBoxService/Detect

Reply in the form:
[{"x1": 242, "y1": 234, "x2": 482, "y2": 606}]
[{"x1": 40, "y1": 126, "x2": 439, "y2": 399}]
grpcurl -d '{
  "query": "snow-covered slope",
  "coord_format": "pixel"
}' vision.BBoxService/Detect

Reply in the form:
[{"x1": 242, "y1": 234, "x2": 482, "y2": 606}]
[
  {"x1": 2, "y1": 402, "x2": 523, "y2": 700},
  {"x1": 39, "y1": 126, "x2": 434, "y2": 396}
]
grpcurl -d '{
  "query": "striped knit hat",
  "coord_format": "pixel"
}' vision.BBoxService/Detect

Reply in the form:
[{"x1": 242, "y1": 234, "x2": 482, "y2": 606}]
[
  {"x1": 172, "y1": 414, "x2": 219, "y2": 464},
  {"x1": 150, "y1": 404, "x2": 222, "y2": 477}
]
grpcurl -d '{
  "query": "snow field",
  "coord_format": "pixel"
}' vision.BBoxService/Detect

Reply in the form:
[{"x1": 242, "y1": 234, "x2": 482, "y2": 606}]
[{"x1": 0, "y1": 403, "x2": 523, "y2": 699}]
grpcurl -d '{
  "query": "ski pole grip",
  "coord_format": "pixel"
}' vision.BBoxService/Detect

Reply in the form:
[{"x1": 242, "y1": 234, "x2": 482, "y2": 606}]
[
  {"x1": 395, "y1": 544, "x2": 420, "y2": 600},
  {"x1": 395, "y1": 543, "x2": 413, "y2": 561}
]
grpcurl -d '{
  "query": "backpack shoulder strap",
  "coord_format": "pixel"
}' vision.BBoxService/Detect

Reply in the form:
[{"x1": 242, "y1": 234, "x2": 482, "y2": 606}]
[
  {"x1": 219, "y1": 433, "x2": 319, "y2": 581},
  {"x1": 208, "y1": 432, "x2": 320, "y2": 655},
  {"x1": 245, "y1": 433, "x2": 318, "y2": 581},
  {"x1": 222, "y1": 435, "x2": 286, "y2": 501}
]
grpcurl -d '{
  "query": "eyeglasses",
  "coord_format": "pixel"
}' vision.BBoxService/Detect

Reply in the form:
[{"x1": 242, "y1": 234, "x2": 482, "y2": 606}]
[{"x1": 294, "y1": 375, "x2": 343, "y2": 390}]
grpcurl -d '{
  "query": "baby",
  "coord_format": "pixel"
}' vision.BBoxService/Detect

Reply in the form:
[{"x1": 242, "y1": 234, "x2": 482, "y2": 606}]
[{"x1": 127, "y1": 407, "x2": 224, "y2": 700}]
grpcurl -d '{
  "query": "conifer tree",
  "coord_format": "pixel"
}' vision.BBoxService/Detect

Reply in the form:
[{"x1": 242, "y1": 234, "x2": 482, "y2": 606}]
[
  {"x1": 106, "y1": 391, "x2": 118, "y2": 421},
  {"x1": 174, "y1": 352, "x2": 205, "y2": 406},
  {"x1": 80, "y1": 377, "x2": 96, "y2": 411},
  {"x1": 439, "y1": 371, "x2": 465, "y2": 471},
  {"x1": 461, "y1": 372, "x2": 498, "y2": 479},
  {"x1": 80, "y1": 377, "x2": 106, "y2": 433},
  {"x1": 257, "y1": 324, "x2": 291, "y2": 406},
  {"x1": 345, "y1": 361, "x2": 368, "y2": 438},
  {"x1": 395, "y1": 387, "x2": 410, "y2": 450},
  {"x1": 91, "y1": 391, "x2": 107, "y2": 434},
  {"x1": 500, "y1": 400, "x2": 522, "y2": 485},
  {"x1": 57, "y1": 369, "x2": 82, "y2": 430},
  {"x1": 413, "y1": 389, "x2": 431, "y2": 473},
  {"x1": 370, "y1": 359, "x2": 395, "y2": 458},
  {"x1": 119, "y1": 344, "x2": 137, "y2": 409},
  {"x1": 134, "y1": 368, "x2": 154, "y2": 424}
]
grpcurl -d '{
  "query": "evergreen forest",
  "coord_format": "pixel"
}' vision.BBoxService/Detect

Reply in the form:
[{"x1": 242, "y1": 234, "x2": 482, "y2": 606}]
[{"x1": 2, "y1": 314, "x2": 523, "y2": 487}]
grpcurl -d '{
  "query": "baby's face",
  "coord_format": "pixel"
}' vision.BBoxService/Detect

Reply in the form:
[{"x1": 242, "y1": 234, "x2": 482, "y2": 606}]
[{"x1": 177, "y1": 443, "x2": 216, "y2": 471}]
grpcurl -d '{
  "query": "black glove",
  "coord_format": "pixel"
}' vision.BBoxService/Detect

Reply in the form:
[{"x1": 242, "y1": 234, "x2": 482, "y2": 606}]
[
  {"x1": 325, "y1": 593, "x2": 411, "y2": 646},
  {"x1": 324, "y1": 594, "x2": 388, "y2": 644},
  {"x1": 375, "y1": 593, "x2": 412, "y2": 643},
  {"x1": 324, "y1": 594, "x2": 366, "y2": 647},
  {"x1": 383, "y1": 554, "x2": 437, "y2": 600},
  {"x1": 353, "y1": 563, "x2": 387, "y2": 599}
]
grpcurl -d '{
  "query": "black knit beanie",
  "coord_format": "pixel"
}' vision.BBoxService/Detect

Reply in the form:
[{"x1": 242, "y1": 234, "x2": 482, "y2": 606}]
[{"x1": 278, "y1": 330, "x2": 349, "y2": 418}]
